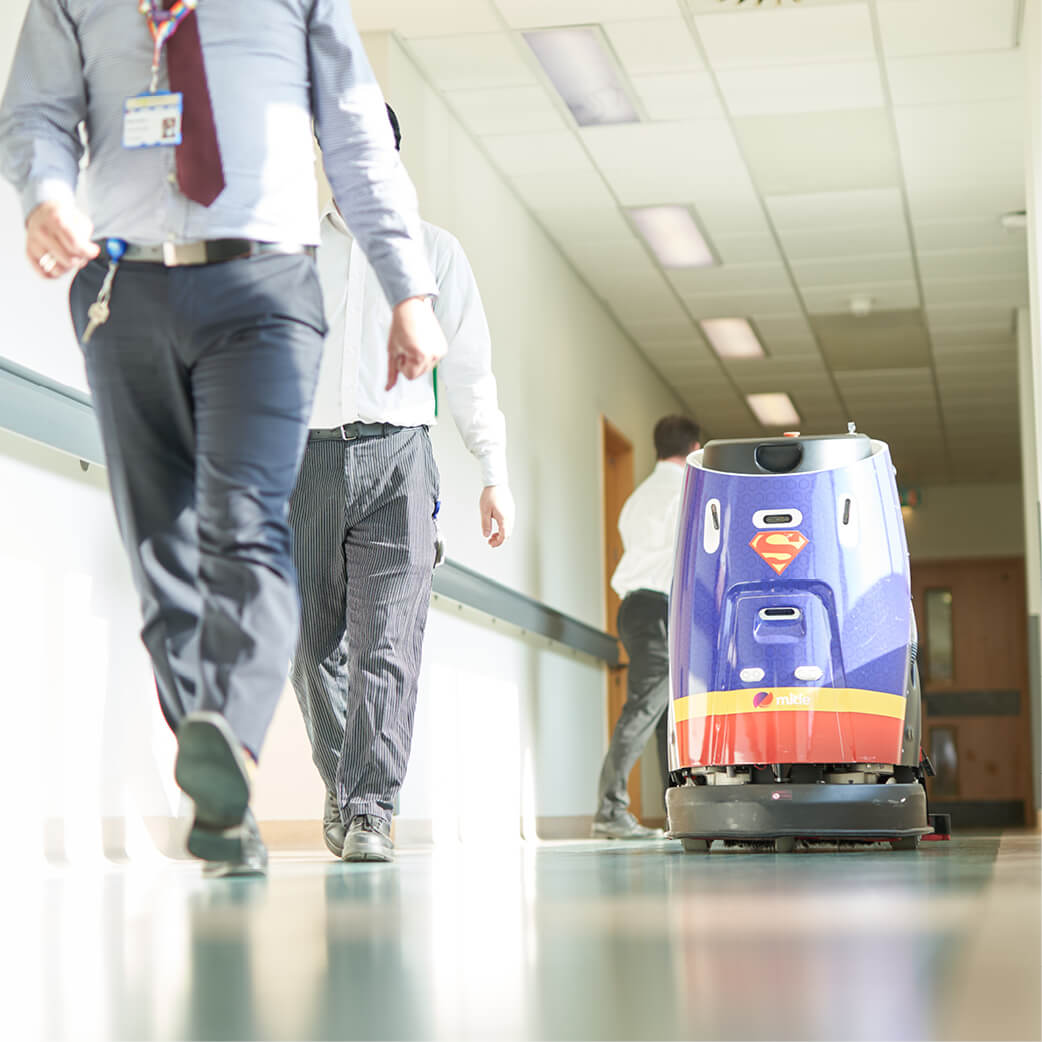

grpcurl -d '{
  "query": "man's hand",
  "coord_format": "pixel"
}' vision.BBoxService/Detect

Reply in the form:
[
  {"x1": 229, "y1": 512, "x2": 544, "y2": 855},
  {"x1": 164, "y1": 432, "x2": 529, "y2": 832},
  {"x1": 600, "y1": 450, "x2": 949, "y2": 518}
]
[
  {"x1": 386, "y1": 295, "x2": 447, "y2": 390},
  {"x1": 480, "y1": 485, "x2": 515, "y2": 548},
  {"x1": 25, "y1": 200, "x2": 99, "y2": 279}
]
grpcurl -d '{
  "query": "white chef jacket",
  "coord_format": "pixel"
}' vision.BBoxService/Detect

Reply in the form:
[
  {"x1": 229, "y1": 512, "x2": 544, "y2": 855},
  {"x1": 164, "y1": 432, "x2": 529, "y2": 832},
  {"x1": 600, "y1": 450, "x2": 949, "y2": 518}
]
[
  {"x1": 310, "y1": 206, "x2": 509, "y2": 488},
  {"x1": 610, "y1": 461, "x2": 687, "y2": 600}
]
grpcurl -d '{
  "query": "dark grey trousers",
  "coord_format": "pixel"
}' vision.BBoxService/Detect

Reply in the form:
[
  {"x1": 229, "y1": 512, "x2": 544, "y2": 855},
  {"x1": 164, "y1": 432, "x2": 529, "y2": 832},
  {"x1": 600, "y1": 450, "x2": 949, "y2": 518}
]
[
  {"x1": 595, "y1": 589, "x2": 671, "y2": 823},
  {"x1": 70, "y1": 253, "x2": 325, "y2": 757},
  {"x1": 288, "y1": 428, "x2": 439, "y2": 823}
]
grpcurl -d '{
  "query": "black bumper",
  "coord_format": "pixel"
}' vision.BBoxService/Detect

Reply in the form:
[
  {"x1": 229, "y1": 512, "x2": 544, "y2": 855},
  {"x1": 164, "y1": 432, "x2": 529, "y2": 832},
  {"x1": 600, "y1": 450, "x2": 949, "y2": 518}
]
[{"x1": 666, "y1": 782, "x2": 930, "y2": 840}]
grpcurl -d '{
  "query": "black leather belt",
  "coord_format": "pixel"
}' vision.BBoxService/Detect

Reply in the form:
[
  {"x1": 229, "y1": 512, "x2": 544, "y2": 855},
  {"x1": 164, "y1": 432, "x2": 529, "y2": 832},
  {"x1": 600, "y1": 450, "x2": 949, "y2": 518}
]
[
  {"x1": 308, "y1": 422, "x2": 421, "y2": 442},
  {"x1": 102, "y1": 239, "x2": 315, "y2": 267}
]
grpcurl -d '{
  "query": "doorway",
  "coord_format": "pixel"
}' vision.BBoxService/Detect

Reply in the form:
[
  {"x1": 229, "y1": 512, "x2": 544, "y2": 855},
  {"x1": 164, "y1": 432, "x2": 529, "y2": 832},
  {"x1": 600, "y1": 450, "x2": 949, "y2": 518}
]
[
  {"x1": 911, "y1": 557, "x2": 1035, "y2": 828},
  {"x1": 601, "y1": 418, "x2": 641, "y2": 819}
]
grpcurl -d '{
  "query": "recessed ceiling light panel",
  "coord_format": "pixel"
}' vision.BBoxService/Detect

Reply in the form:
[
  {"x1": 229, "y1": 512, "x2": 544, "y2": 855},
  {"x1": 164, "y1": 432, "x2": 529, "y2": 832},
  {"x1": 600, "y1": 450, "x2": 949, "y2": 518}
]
[
  {"x1": 523, "y1": 26, "x2": 640, "y2": 127},
  {"x1": 700, "y1": 317, "x2": 764, "y2": 359},
  {"x1": 747, "y1": 392, "x2": 800, "y2": 427},
  {"x1": 628, "y1": 206, "x2": 716, "y2": 269}
]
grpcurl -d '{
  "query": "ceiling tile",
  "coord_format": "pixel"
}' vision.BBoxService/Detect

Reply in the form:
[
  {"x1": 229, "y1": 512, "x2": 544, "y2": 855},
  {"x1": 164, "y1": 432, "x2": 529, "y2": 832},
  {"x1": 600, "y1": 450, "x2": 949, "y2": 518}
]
[
  {"x1": 692, "y1": 4, "x2": 876, "y2": 68},
  {"x1": 801, "y1": 281, "x2": 921, "y2": 315},
  {"x1": 582, "y1": 120, "x2": 753, "y2": 203},
  {"x1": 407, "y1": 34, "x2": 535, "y2": 90},
  {"x1": 895, "y1": 101, "x2": 1024, "y2": 223},
  {"x1": 603, "y1": 18, "x2": 705, "y2": 75},
  {"x1": 735, "y1": 110, "x2": 901, "y2": 194},
  {"x1": 353, "y1": 0, "x2": 501, "y2": 35},
  {"x1": 811, "y1": 310, "x2": 931, "y2": 371},
  {"x1": 695, "y1": 196, "x2": 775, "y2": 240},
  {"x1": 725, "y1": 356, "x2": 836, "y2": 393},
  {"x1": 886, "y1": 51, "x2": 1023, "y2": 107},
  {"x1": 666, "y1": 264, "x2": 793, "y2": 296},
  {"x1": 510, "y1": 167, "x2": 616, "y2": 210},
  {"x1": 917, "y1": 247, "x2": 1027, "y2": 281},
  {"x1": 922, "y1": 274, "x2": 1029, "y2": 309},
  {"x1": 712, "y1": 235, "x2": 782, "y2": 265},
  {"x1": 562, "y1": 234, "x2": 655, "y2": 278},
  {"x1": 531, "y1": 205, "x2": 635, "y2": 243},
  {"x1": 776, "y1": 224, "x2": 913, "y2": 262},
  {"x1": 930, "y1": 339, "x2": 1016, "y2": 361},
  {"x1": 716, "y1": 62, "x2": 884, "y2": 117},
  {"x1": 779, "y1": 224, "x2": 916, "y2": 262},
  {"x1": 926, "y1": 305, "x2": 1016, "y2": 342},
  {"x1": 914, "y1": 219, "x2": 1027, "y2": 252},
  {"x1": 482, "y1": 131, "x2": 593, "y2": 176},
  {"x1": 834, "y1": 366, "x2": 936, "y2": 395},
  {"x1": 497, "y1": 0, "x2": 678, "y2": 27},
  {"x1": 680, "y1": 288, "x2": 804, "y2": 318},
  {"x1": 766, "y1": 188, "x2": 906, "y2": 230},
  {"x1": 631, "y1": 72, "x2": 726, "y2": 121},
  {"x1": 876, "y1": 0, "x2": 1018, "y2": 58},
  {"x1": 791, "y1": 253, "x2": 915, "y2": 288},
  {"x1": 446, "y1": 86, "x2": 566, "y2": 135}
]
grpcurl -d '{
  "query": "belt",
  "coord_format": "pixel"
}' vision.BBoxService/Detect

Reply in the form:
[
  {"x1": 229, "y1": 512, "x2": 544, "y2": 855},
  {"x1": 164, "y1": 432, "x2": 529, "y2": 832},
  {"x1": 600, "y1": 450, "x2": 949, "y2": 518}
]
[
  {"x1": 308, "y1": 422, "x2": 421, "y2": 442},
  {"x1": 102, "y1": 239, "x2": 316, "y2": 267}
]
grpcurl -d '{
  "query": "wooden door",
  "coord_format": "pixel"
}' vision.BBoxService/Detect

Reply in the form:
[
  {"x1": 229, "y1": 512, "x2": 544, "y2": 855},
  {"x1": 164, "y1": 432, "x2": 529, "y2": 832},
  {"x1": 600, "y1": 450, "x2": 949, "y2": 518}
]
[
  {"x1": 911, "y1": 557, "x2": 1035, "y2": 828},
  {"x1": 601, "y1": 418, "x2": 641, "y2": 818}
]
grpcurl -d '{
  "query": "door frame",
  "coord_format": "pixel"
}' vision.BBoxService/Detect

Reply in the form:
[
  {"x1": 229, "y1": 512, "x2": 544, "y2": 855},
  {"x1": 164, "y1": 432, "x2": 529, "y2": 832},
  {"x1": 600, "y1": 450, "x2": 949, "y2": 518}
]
[{"x1": 600, "y1": 417, "x2": 642, "y2": 819}]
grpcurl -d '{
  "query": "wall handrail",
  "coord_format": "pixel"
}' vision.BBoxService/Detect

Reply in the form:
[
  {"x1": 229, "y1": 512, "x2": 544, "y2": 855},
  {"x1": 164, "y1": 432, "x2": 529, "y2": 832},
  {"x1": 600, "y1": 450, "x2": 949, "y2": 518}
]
[{"x1": 0, "y1": 356, "x2": 620, "y2": 666}]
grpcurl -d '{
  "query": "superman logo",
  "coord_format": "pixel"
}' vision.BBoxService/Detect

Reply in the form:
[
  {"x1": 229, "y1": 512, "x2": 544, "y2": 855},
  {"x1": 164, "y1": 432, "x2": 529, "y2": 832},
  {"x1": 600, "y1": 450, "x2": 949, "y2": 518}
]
[{"x1": 749, "y1": 531, "x2": 808, "y2": 575}]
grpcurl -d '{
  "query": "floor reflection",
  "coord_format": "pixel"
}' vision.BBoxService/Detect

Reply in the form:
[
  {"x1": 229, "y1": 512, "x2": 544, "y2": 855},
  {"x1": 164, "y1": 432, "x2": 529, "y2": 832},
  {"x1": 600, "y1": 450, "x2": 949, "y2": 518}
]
[{"x1": 17, "y1": 834, "x2": 1040, "y2": 1041}]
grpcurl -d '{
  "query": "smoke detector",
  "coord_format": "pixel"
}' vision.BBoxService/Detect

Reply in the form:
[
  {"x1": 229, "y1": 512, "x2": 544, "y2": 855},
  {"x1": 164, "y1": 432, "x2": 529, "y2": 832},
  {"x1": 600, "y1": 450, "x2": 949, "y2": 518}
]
[{"x1": 849, "y1": 295, "x2": 873, "y2": 318}]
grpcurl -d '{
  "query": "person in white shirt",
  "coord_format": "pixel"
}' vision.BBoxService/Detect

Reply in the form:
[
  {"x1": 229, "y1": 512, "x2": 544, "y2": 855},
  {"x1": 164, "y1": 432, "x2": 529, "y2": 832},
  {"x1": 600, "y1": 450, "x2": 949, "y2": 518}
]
[
  {"x1": 593, "y1": 415, "x2": 701, "y2": 840},
  {"x1": 290, "y1": 106, "x2": 515, "y2": 862}
]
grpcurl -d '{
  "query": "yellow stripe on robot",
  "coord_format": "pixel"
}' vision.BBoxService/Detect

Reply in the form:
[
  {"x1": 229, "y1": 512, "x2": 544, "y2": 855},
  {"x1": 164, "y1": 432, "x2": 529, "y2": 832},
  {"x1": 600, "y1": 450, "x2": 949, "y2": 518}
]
[{"x1": 673, "y1": 687, "x2": 907, "y2": 723}]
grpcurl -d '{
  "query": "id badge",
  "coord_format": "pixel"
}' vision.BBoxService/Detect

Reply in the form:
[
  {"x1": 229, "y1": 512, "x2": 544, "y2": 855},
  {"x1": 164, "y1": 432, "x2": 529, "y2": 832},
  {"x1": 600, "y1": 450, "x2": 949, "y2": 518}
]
[{"x1": 123, "y1": 92, "x2": 183, "y2": 149}]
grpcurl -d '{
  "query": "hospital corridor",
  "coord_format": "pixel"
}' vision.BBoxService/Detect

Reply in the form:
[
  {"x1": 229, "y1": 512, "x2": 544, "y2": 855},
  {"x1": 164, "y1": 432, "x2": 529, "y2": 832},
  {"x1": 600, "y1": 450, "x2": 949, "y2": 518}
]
[{"x1": 1, "y1": 0, "x2": 1040, "y2": 1040}]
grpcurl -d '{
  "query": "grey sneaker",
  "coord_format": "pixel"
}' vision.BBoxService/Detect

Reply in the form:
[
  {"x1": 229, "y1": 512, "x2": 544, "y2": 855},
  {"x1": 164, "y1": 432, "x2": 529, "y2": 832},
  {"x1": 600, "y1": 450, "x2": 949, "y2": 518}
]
[
  {"x1": 342, "y1": 814, "x2": 394, "y2": 863},
  {"x1": 591, "y1": 813, "x2": 665, "y2": 840},
  {"x1": 323, "y1": 790, "x2": 345, "y2": 859}
]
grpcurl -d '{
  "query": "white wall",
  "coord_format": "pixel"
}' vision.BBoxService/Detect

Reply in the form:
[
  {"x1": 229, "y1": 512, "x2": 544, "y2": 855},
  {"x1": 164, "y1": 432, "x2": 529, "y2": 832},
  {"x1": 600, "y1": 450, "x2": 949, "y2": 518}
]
[{"x1": 903, "y1": 481, "x2": 1025, "y2": 561}]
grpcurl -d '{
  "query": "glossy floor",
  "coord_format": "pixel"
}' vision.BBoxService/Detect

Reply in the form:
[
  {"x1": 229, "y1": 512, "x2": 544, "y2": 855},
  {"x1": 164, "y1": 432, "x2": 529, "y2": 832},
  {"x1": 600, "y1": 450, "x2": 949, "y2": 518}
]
[{"x1": 10, "y1": 832, "x2": 1040, "y2": 1040}]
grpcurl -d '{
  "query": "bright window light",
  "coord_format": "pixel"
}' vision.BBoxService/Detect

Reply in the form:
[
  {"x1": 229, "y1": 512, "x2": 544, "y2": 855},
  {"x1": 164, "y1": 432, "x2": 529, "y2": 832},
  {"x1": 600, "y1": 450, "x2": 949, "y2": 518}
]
[
  {"x1": 701, "y1": 317, "x2": 764, "y2": 358},
  {"x1": 523, "y1": 26, "x2": 640, "y2": 127},
  {"x1": 747, "y1": 392, "x2": 800, "y2": 427},
  {"x1": 628, "y1": 206, "x2": 715, "y2": 269}
]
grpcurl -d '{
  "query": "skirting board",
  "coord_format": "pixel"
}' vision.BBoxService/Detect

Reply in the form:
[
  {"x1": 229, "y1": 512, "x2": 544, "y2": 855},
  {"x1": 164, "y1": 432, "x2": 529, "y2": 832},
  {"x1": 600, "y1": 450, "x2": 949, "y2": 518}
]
[
  {"x1": 265, "y1": 815, "x2": 599, "y2": 848},
  {"x1": 39, "y1": 814, "x2": 630, "y2": 860}
]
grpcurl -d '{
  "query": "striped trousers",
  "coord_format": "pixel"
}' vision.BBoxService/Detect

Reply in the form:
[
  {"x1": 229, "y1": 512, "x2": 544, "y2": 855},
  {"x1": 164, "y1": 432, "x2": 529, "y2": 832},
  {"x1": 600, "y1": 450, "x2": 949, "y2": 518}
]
[{"x1": 288, "y1": 427, "x2": 439, "y2": 823}]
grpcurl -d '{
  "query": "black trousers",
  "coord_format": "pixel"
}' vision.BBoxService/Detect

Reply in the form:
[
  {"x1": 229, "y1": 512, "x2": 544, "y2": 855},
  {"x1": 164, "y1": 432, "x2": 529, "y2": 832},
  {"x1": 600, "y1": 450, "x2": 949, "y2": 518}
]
[
  {"x1": 595, "y1": 589, "x2": 670, "y2": 822},
  {"x1": 70, "y1": 253, "x2": 326, "y2": 757}
]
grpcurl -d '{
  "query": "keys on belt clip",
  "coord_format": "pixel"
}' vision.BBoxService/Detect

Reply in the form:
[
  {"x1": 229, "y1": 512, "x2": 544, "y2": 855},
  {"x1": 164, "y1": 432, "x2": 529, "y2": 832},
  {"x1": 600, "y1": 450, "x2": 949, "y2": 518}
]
[{"x1": 82, "y1": 238, "x2": 127, "y2": 345}]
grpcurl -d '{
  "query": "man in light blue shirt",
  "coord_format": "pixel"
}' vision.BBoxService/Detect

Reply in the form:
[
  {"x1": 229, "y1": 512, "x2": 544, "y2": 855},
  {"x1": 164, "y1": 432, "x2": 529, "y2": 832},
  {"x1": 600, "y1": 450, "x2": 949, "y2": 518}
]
[{"x1": 0, "y1": 0, "x2": 446, "y2": 877}]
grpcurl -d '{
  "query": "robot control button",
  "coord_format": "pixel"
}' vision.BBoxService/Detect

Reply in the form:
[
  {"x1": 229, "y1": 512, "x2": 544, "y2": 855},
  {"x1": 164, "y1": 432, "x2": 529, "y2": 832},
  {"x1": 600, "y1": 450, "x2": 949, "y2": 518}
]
[
  {"x1": 740, "y1": 668, "x2": 765, "y2": 683},
  {"x1": 795, "y1": 666, "x2": 824, "y2": 682}
]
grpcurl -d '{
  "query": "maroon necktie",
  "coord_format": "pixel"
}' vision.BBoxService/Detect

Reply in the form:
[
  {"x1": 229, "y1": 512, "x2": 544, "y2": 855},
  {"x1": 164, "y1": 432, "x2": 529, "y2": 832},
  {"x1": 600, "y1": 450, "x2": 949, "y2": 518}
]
[{"x1": 164, "y1": 3, "x2": 226, "y2": 207}]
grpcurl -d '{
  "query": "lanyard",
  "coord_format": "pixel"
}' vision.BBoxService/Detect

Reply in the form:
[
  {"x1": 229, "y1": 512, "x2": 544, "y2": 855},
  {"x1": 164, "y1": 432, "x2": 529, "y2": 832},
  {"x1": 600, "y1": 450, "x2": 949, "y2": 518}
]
[{"x1": 138, "y1": 0, "x2": 198, "y2": 93}]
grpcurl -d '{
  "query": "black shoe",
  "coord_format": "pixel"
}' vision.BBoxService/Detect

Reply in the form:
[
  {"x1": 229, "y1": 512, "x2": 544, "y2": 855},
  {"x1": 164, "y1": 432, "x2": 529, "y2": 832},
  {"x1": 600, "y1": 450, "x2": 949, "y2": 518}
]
[
  {"x1": 323, "y1": 790, "x2": 345, "y2": 859},
  {"x1": 200, "y1": 810, "x2": 268, "y2": 879},
  {"x1": 591, "y1": 813, "x2": 665, "y2": 840},
  {"x1": 175, "y1": 711, "x2": 251, "y2": 862},
  {"x1": 341, "y1": 814, "x2": 394, "y2": 863}
]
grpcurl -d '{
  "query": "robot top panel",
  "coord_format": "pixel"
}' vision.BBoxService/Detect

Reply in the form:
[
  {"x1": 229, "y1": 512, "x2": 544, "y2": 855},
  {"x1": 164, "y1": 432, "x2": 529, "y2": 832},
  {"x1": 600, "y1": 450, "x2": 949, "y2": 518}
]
[{"x1": 695, "y1": 433, "x2": 875, "y2": 476}]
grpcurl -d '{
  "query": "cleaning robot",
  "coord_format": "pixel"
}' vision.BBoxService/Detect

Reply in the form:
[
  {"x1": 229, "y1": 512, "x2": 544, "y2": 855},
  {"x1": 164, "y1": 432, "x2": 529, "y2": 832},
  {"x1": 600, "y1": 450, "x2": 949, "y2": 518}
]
[{"x1": 666, "y1": 428, "x2": 941, "y2": 852}]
